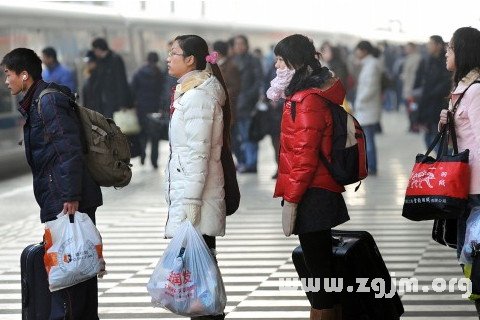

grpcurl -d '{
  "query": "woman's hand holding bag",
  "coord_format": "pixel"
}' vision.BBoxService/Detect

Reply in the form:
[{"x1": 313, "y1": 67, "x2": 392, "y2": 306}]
[
  {"x1": 402, "y1": 112, "x2": 470, "y2": 221},
  {"x1": 147, "y1": 221, "x2": 226, "y2": 317}
]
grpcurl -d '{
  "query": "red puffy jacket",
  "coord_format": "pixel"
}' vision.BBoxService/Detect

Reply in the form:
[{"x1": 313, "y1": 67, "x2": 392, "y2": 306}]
[{"x1": 274, "y1": 78, "x2": 346, "y2": 203}]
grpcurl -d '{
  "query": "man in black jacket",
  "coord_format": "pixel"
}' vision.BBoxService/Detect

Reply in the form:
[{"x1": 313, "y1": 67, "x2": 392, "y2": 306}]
[
  {"x1": 2, "y1": 48, "x2": 102, "y2": 319},
  {"x1": 131, "y1": 52, "x2": 166, "y2": 168},
  {"x1": 233, "y1": 35, "x2": 263, "y2": 173},
  {"x1": 91, "y1": 37, "x2": 131, "y2": 118},
  {"x1": 413, "y1": 35, "x2": 452, "y2": 149}
]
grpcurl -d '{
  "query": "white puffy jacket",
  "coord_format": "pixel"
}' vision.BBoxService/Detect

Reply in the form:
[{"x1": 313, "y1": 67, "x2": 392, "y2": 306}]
[
  {"x1": 164, "y1": 74, "x2": 226, "y2": 238},
  {"x1": 354, "y1": 55, "x2": 383, "y2": 126}
]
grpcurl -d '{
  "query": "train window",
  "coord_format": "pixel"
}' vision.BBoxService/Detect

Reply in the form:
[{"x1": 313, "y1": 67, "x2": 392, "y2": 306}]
[{"x1": 0, "y1": 27, "x2": 15, "y2": 116}]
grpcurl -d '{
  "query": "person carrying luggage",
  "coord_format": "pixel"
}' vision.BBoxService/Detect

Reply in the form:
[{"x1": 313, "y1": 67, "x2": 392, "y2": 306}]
[
  {"x1": 2, "y1": 48, "x2": 103, "y2": 319},
  {"x1": 438, "y1": 26, "x2": 480, "y2": 318},
  {"x1": 271, "y1": 34, "x2": 349, "y2": 320},
  {"x1": 164, "y1": 34, "x2": 232, "y2": 320}
]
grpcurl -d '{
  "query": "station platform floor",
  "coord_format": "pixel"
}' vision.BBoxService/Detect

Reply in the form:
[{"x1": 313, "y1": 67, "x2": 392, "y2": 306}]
[{"x1": 0, "y1": 110, "x2": 477, "y2": 319}]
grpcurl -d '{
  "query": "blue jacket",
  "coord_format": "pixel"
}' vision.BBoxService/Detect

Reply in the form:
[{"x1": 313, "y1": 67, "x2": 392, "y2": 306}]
[
  {"x1": 42, "y1": 63, "x2": 77, "y2": 93},
  {"x1": 19, "y1": 80, "x2": 102, "y2": 222}
]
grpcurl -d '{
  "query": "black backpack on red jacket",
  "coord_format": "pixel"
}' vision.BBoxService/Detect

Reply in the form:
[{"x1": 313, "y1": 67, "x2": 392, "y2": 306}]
[{"x1": 290, "y1": 97, "x2": 368, "y2": 188}]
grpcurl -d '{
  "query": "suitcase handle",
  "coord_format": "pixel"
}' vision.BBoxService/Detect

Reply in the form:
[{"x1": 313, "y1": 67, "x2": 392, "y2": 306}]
[{"x1": 332, "y1": 236, "x2": 346, "y2": 247}]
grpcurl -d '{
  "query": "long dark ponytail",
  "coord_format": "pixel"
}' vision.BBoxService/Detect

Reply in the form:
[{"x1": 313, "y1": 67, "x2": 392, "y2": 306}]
[{"x1": 175, "y1": 35, "x2": 232, "y2": 147}]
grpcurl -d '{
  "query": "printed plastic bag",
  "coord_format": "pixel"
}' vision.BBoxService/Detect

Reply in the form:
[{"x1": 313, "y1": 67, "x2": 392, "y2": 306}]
[
  {"x1": 460, "y1": 210, "x2": 480, "y2": 265},
  {"x1": 147, "y1": 221, "x2": 226, "y2": 317},
  {"x1": 44, "y1": 211, "x2": 104, "y2": 292}
]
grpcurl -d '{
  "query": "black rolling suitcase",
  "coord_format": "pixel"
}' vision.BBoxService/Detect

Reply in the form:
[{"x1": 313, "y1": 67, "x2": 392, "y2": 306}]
[
  {"x1": 292, "y1": 230, "x2": 404, "y2": 320},
  {"x1": 21, "y1": 243, "x2": 51, "y2": 319}
]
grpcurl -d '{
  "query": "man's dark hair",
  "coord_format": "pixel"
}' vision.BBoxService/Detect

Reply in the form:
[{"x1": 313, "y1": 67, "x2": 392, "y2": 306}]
[
  {"x1": 430, "y1": 35, "x2": 444, "y2": 45},
  {"x1": 1, "y1": 48, "x2": 42, "y2": 81},
  {"x1": 92, "y1": 38, "x2": 109, "y2": 51},
  {"x1": 147, "y1": 51, "x2": 159, "y2": 64},
  {"x1": 42, "y1": 47, "x2": 57, "y2": 61},
  {"x1": 235, "y1": 35, "x2": 249, "y2": 50},
  {"x1": 213, "y1": 41, "x2": 228, "y2": 56}
]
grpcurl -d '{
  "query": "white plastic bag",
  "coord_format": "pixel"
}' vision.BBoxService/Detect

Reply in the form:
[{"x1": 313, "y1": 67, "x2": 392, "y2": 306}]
[
  {"x1": 460, "y1": 210, "x2": 480, "y2": 264},
  {"x1": 113, "y1": 108, "x2": 141, "y2": 135},
  {"x1": 44, "y1": 211, "x2": 104, "y2": 292},
  {"x1": 147, "y1": 221, "x2": 226, "y2": 317}
]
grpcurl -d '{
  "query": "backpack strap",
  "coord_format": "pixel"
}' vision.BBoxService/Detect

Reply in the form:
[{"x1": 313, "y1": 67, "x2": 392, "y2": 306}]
[
  {"x1": 37, "y1": 88, "x2": 66, "y2": 114},
  {"x1": 38, "y1": 88, "x2": 88, "y2": 154},
  {"x1": 290, "y1": 101, "x2": 297, "y2": 122}
]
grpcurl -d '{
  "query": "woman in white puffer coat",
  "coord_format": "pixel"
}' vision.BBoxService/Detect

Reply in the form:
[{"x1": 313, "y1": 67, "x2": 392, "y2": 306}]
[{"x1": 165, "y1": 35, "x2": 231, "y2": 320}]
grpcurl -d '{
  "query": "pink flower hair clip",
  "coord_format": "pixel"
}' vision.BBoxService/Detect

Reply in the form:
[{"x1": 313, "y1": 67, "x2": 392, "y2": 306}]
[{"x1": 206, "y1": 51, "x2": 219, "y2": 64}]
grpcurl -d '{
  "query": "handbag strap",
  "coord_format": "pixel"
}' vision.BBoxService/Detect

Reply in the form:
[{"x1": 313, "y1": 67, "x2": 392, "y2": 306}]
[
  {"x1": 451, "y1": 80, "x2": 480, "y2": 114},
  {"x1": 426, "y1": 79, "x2": 480, "y2": 158},
  {"x1": 436, "y1": 114, "x2": 458, "y2": 157},
  {"x1": 425, "y1": 125, "x2": 446, "y2": 157}
]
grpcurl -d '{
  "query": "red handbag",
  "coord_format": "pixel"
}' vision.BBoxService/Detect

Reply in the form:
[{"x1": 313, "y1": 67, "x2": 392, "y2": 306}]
[{"x1": 402, "y1": 113, "x2": 470, "y2": 221}]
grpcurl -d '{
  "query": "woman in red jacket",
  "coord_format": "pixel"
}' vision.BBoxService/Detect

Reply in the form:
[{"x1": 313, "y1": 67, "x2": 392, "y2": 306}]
[{"x1": 269, "y1": 34, "x2": 349, "y2": 320}]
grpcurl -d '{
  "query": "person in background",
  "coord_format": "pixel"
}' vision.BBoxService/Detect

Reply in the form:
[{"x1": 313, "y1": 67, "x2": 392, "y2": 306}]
[
  {"x1": 353, "y1": 40, "x2": 383, "y2": 176},
  {"x1": 91, "y1": 37, "x2": 131, "y2": 118},
  {"x1": 213, "y1": 40, "x2": 241, "y2": 129},
  {"x1": 413, "y1": 35, "x2": 452, "y2": 149},
  {"x1": 2, "y1": 48, "x2": 102, "y2": 319},
  {"x1": 438, "y1": 26, "x2": 480, "y2": 317},
  {"x1": 400, "y1": 42, "x2": 422, "y2": 132},
  {"x1": 41, "y1": 46, "x2": 77, "y2": 93},
  {"x1": 82, "y1": 50, "x2": 101, "y2": 110},
  {"x1": 131, "y1": 51, "x2": 165, "y2": 169},
  {"x1": 165, "y1": 34, "x2": 233, "y2": 319},
  {"x1": 272, "y1": 34, "x2": 349, "y2": 320},
  {"x1": 264, "y1": 60, "x2": 286, "y2": 179},
  {"x1": 320, "y1": 41, "x2": 349, "y2": 89},
  {"x1": 233, "y1": 35, "x2": 263, "y2": 173}
]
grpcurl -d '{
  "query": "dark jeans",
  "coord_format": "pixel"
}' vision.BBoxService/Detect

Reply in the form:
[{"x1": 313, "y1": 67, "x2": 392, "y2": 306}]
[
  {"x1": 362, "y1": 124, "x2": 378, "y2": 174},
  {"x1": 50, "y1": 208, "x2": 99, "y2": 320},
  {"x1": 190, "y1": 235, "x2": 225, "y2": 320},
  {"x1": 233, "y1": 118, "x2": 258, "y2": 170},
  {"x1": 299, "y1": 229, "x2": 338, "y2": 309},
  {"x1": 138, "y1": 115, "x2": 160, "y2": 167}
]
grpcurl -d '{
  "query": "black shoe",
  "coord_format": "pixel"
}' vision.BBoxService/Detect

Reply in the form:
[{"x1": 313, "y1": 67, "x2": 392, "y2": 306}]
[
  {"x1": 140, "y1": 157, "x2": 145, "y2": 165},
  {"x1": 271, "y1": 172, "x2": 278, "y2": 179},
  {"x1": 152, "y1": 163, "x2": 158, "y2": 169}
]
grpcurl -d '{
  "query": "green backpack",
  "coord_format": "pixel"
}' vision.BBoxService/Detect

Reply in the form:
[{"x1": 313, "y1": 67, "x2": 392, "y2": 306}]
[{"x1": 38, "y1": 88, "x2": 132, "y2": 188}]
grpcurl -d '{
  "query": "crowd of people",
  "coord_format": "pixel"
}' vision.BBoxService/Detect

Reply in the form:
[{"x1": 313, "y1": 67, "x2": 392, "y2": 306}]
[
  {"x1": 34, "y1": 33, "x2": 461, "y2": 179},
  {"x1": 3, "y1": 26, "x2": 480, "y2": 319}
]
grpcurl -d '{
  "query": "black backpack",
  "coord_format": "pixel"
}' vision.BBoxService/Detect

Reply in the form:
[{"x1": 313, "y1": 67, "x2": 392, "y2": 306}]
[{"x1": 291, "y1": 97, "x2": 368, "y2": 188}]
